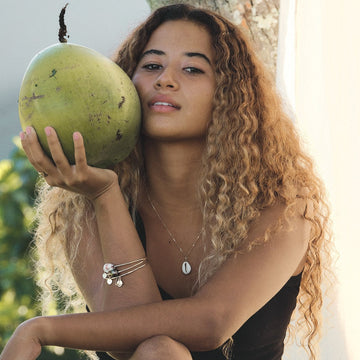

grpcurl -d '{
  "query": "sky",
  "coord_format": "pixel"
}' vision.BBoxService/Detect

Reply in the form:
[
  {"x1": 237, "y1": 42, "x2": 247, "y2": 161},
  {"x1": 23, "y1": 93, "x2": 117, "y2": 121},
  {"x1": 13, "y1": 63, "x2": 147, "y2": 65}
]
[{"x1": 0, "y1": 0, "x2": 151, "y2": 160}]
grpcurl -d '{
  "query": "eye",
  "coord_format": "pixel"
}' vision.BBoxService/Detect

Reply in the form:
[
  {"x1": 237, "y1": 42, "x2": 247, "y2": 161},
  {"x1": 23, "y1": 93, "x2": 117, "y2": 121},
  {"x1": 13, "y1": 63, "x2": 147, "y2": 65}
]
[
  {"x1": 142, "y1": 63, "x2": 162, "y2": 71},
  {"x1": 184, "y1": 67, "x2": 205, "y2": 74}
]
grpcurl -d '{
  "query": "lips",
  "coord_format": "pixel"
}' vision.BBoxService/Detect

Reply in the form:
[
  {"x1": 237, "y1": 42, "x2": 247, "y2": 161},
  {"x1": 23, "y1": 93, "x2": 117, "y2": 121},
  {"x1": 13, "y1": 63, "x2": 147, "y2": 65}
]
[
  {"x1": 149, "y1": 95, "x2": 180, "y2": 110},
  {"x1": 153, "y1": 101, "x2": 177, "y2": 108}
]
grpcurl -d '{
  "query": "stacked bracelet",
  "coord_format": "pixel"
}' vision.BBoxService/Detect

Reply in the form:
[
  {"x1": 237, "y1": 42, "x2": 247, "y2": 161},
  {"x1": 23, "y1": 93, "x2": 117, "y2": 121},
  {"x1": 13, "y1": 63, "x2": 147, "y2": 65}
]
[{"x1": 102, "y1": 257, "x2": 147, "y2": 288}]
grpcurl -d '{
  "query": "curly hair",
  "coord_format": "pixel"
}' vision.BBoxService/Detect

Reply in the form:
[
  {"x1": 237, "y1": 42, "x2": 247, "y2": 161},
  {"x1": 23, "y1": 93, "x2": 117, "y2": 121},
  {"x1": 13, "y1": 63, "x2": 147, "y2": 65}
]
[{"x1": 31, "y1": 4, "x2": 333, "y2": 359}]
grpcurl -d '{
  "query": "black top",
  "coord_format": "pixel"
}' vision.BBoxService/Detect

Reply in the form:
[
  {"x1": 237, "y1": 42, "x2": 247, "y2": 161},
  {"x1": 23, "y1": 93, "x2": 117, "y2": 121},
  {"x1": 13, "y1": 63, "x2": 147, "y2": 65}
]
[{"x1": 94, "y1": 211, "x2": 302, "y2": 360}]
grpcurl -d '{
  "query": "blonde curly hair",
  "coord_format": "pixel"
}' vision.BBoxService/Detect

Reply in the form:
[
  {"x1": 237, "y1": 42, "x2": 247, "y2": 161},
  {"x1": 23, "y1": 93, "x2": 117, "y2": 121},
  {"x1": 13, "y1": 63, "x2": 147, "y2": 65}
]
[{"x1": 31, "y1": 4, "x2": 333, "y2": 359}]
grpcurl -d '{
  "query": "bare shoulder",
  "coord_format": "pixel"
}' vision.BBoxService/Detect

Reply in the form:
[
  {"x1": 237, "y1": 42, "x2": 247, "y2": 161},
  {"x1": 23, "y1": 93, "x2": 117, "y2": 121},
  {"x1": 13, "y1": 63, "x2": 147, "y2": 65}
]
[
  {"x1": 248, "y1": 198, "x2": 311, "y2": 245},
  {"x1": 246, "y1": 198, "x2": 310, "y2": 275}
]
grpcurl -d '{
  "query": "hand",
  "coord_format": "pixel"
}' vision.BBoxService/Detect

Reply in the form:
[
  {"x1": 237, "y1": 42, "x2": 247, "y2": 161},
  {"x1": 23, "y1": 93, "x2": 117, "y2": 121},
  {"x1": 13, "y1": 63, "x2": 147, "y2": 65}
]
[
  {"x1": 0, "y1": 319, "x2": 42, "y2": 360},
  {"x1": 20, "y1": 126, "x2": 119, "y2": 201}
]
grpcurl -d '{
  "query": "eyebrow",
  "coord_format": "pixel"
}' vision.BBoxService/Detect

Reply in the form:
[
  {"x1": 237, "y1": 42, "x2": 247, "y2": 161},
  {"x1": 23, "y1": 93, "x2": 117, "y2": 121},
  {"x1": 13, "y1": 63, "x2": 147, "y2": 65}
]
[
  {"x1": 140, "y1": 49, "x2": 212, "y2": 65},
  {"x1": 186, "y1": 52, "x2": 212, "y2": 65}
]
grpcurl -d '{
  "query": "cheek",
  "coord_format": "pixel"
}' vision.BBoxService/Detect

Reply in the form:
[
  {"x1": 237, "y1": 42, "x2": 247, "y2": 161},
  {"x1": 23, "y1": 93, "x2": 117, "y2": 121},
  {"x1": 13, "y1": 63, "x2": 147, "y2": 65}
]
[
  {"x1": 132, "y1": 78, "x2": 142, "y2": 96},
  {"x1": 131, "y1": 72, "x2": 145, "y2": 93},
  {"x1": 132, "y1": 80, "x2": 147, "y2": 108},
  {"x1": 199, "y1": 89, "x2": 215, "y2": 114},
  {"x1": 190, "y1": 81, "x2": 214, "y2": 102}
]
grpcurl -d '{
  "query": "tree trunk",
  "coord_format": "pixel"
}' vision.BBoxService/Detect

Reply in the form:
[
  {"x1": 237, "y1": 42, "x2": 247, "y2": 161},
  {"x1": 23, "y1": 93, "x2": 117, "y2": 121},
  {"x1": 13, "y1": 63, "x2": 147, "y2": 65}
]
[{"x1": 146, "y1": 0, "x2": 280, "y2": 77}]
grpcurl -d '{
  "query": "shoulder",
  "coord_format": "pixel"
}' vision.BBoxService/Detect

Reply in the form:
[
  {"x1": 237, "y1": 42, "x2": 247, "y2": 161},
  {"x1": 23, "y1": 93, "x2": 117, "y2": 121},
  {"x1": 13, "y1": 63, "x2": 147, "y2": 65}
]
[
  {"x1": 247, "y1": 198, "x2": 310, "y2": 245},
  {"x1": 245, "y1": 198, "x2": 309, "y2": 275}
]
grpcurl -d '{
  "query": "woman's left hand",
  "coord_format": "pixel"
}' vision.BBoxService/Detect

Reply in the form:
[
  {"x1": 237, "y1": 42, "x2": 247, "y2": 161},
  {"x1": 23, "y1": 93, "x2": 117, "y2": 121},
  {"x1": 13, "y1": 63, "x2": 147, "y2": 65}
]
[
  {"x1": 21, "y1": 126, "x2": 119, "y2": 201},
  {"x1": 0, "y1": 319, "x2": 42, "y2": 360}
]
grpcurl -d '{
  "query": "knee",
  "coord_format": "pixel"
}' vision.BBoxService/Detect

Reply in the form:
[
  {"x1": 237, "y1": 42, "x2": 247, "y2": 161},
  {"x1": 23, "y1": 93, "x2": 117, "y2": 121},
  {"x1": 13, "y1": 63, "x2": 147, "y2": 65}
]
[{"x1": 131, "y1": 335, "x2": 192, "y2": 360}]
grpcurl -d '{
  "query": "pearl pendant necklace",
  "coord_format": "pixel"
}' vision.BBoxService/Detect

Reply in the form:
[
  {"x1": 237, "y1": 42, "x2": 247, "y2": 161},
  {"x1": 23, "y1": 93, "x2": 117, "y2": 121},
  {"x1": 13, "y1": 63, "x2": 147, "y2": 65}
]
[{"x1": 146, "y1": 191, "x2": 203, "y2": 275}]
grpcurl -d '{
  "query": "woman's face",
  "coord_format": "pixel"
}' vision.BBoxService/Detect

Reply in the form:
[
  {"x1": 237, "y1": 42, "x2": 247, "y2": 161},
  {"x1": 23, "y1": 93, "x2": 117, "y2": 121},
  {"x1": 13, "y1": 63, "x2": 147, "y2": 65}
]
[{"x1": 132, "y1": 20, "x2": 216, "y2": 142}]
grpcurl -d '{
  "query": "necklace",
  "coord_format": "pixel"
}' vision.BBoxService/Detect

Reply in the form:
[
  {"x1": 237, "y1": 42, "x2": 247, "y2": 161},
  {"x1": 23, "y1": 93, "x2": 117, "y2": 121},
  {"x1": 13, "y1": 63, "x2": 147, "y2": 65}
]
[{"x1": 146, "y1": 191, "x2": 203, "y2": 275}]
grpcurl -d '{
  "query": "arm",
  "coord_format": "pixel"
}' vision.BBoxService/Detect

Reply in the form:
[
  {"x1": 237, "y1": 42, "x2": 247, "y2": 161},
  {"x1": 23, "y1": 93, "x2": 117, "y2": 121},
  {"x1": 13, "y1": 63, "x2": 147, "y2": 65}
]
[
  {"x1": 22, "y1": 126, "x2": 161, "y2": 310},
  {"x1": 67, "y1": 184, "x2": 162, "y2": 313},
  {"x1": 91, "y1": 185, "x2": 162, "y2": 311},
  {"x1": 1, "y1": 199, "x2": 309, "y2": 359},
  {"x1": 17, "y1": 126, "x2": 162, "y2": 360}
]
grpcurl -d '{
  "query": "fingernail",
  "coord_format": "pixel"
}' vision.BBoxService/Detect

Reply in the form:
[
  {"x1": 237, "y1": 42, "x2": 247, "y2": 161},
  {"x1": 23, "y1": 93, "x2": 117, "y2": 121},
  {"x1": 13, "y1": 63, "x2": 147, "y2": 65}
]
[
  {"x1": 26, "y1": 127, "x2": 32, "y2": 135},
  {"x1": 45, "y1": 127, "x2": 51, "y2": 136},
  {"x1": 73, "y1": 132, "x2": 80, "y2": 140},
  {"x1": 20, "y1": 131, "x2": 25, "y2": 140}
]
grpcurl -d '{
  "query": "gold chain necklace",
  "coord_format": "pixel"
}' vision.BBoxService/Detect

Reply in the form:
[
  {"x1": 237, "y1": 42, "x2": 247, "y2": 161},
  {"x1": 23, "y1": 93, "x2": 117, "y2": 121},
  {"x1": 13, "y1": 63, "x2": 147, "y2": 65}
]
[{"x1": 146, "y1": 191, "x2": 203, "y2": 275}]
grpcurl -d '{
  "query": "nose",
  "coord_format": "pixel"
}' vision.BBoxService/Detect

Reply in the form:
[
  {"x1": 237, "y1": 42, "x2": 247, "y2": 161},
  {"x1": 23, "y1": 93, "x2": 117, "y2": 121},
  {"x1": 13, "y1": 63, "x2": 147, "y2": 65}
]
[{"x1": 154, "y1": 67, "x2": 179, "y2": 90}]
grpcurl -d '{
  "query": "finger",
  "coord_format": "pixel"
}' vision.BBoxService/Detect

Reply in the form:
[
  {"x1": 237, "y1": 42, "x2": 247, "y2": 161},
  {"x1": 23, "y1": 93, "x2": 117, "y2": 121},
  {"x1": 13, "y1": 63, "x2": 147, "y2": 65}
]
[
  {"x1": 45, "y1": 126, "x2": 71, "y2": 174},
  {"x1": 20, "y1": 127, "x2": 55, "y2": 173},
  {"x1": 73, "y1": 132, "x2": 88, "y2": 172}
]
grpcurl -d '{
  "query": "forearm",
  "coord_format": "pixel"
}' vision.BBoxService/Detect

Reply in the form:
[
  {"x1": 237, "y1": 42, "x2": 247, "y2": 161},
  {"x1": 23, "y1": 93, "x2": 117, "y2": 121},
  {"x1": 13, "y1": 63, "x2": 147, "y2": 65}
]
[
  {"x1": 91, "y1": 185, "x2": 161, "y2": 310},
  {"x1": 32, "y1": 297, "x2": 221, "y2": 353},
  {"x1": 66, "y1": 182, "x2": 161, "y2": 312},
  {"x1": 93, "y1": 184, "x2": 144, "y2": 261}
]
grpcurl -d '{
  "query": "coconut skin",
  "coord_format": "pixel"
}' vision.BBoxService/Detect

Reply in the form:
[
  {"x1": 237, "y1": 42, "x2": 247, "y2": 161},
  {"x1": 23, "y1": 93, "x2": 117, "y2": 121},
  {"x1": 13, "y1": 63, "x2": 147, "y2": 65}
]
[{"x1": 18, "y1": 43, "x2": 141, "y2": 168}]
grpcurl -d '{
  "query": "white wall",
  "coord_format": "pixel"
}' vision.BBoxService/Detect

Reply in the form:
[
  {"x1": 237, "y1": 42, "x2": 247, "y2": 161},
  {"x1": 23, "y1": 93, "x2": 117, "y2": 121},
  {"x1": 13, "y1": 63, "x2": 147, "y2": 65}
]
[{"x1": 279, "y1": 0, "x2": 360, "y2": 358}]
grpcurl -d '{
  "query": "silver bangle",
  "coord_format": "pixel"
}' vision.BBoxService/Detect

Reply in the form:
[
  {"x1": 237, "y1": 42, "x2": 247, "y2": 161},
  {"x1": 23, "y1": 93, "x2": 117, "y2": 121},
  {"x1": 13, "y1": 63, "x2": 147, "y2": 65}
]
[{"x1": 102, "y1": 258, "x2": 147, "y2": 288}]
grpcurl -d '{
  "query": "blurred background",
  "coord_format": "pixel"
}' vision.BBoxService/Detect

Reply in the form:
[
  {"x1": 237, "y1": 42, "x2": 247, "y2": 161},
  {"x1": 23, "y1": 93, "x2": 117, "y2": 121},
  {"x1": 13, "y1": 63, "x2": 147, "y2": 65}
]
[{"x1": 1, "y1": 0, "x2": 359, "y2": 359}]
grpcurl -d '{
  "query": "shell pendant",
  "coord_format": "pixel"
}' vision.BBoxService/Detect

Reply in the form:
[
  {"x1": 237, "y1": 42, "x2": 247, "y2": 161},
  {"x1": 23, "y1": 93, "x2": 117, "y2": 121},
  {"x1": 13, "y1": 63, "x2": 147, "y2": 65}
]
[
  {"x1": 181, "y1": 261, "x2": 192, "y2": 275},
  {"x1": 116, "y1": 277, "x2": 124, "y2": 287}
]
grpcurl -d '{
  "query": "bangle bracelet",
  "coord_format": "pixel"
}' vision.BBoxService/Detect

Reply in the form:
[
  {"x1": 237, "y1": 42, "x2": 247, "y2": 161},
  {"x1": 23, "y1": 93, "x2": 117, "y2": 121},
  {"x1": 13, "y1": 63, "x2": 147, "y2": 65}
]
[
  {"x1": 103, "y1": 257, "x2": 147, "y2": 273},
  {"x1": 102, "y1": 258, "x2": 147, "y2": 288}
]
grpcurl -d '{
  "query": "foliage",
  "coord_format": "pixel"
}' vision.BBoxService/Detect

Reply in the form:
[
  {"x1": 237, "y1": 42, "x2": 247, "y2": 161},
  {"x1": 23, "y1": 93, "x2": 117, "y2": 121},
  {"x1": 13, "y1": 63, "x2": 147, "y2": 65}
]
[{"x1": 0, "y1": 138, "x2": 79, "y2": 358}]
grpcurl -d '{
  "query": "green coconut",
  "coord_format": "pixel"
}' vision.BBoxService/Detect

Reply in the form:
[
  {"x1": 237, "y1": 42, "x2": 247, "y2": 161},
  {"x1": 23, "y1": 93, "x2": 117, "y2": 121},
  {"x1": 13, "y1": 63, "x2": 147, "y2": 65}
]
[{"x1": 18, "y1": 4, "x2": 141, "y2": 168}]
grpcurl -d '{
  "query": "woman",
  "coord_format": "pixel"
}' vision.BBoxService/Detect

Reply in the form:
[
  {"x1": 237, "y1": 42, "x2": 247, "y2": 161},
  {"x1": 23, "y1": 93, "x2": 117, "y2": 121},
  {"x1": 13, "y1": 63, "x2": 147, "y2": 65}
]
[{"x1": 0, "y1": 4, "x2": 332, "y2": 360}]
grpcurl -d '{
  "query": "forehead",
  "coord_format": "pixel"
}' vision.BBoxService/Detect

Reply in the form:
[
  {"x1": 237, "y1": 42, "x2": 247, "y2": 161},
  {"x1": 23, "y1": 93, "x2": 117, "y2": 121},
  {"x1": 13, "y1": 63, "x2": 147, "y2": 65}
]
[{"x1": 144, "y1": 20, "x2": 214, "y2": 60}]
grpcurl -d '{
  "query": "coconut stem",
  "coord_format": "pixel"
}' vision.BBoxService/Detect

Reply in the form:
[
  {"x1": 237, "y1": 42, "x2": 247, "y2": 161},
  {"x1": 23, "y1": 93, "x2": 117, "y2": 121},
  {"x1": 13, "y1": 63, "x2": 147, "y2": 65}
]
[{"x1": 58, "y1": 3, "x2": 69, "y2": 43}]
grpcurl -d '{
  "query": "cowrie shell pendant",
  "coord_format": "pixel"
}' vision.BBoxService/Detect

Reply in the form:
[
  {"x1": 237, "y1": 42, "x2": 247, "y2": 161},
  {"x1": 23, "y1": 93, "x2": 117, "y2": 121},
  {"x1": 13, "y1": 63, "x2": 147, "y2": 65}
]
[{"x1": 182, "y1": 261, "x2": 191, "y2": 275}]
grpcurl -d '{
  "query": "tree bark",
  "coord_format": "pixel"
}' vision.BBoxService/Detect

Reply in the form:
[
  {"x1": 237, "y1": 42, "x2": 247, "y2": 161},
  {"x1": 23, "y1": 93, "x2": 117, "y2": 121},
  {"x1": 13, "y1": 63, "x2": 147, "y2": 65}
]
[{"x1": 146, "y1": 0, "x2": 280, "y2": 77}]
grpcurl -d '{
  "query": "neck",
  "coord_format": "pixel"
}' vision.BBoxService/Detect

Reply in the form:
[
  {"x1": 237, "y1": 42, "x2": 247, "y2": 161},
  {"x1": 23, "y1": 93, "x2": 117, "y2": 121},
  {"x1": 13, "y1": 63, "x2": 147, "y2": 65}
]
[{"x1": 141, "y1": 137, "x2": 205, "y2": 211}]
